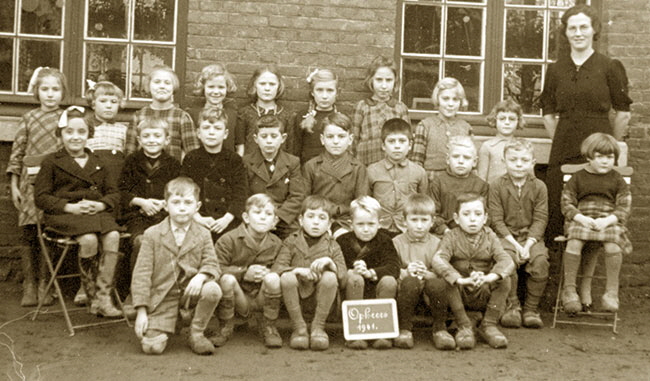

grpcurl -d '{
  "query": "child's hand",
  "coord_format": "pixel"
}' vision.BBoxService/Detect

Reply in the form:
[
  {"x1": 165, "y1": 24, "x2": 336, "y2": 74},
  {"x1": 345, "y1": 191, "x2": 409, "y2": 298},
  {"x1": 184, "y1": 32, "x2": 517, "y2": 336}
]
[
  {"x1": 210, "y1": 213, "x2": 234, "y2": 234},
  {"x1": 574, "y1": 214, "x2": 596, "y2": 229},
  {"x1": 475, "y1": 273, "x2": 500, "y2": 288},
  {"x1": 139, "y1": 198, "x2": 161, "y2": 216},
  {"x1": 185, "y1": 273, "x2": 207, "y2": 299},
  {"x1": 151, "y1": 199, "x2": 165, "y2": 213},
  {"x1": 63, "y1": 202, "x2": 87, "y2": 215},
  {"x1": 407, "y1": 261, "x2": 426, "y2": 279},
  {"x1": 592, "y1": 216, "x2": 615, "y2": 231},
  {"x1": 293, "y1": 267, "x2": 314, "y2": 280},
  {"x1": 134, "y1": 308, "x2": 148, "y2": 339},
  {"x1": 310, "y1": 257, "x2": 335, "y2": 275},
  {"x1": 10, "y1": 181, "x2": 22, "y2": 209},
  {"x1": 456, "y1": 277, "x2": 476, "y2": 288},
  {"x1": 81, "y1": 200, "x2": 105, "y2": 215},
  {"x1": 244, "y1": 265, "x2": 269, "y2": 282},
  {"x1": 353, "y1": 260, "x2": 367, "y2": 275}
]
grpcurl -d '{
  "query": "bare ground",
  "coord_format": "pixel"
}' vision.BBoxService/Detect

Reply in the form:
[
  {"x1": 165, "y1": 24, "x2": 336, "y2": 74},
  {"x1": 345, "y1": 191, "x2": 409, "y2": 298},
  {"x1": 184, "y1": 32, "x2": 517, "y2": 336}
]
[{"x1": 1, "y1": 281, "x2": 650, "y2": 381}]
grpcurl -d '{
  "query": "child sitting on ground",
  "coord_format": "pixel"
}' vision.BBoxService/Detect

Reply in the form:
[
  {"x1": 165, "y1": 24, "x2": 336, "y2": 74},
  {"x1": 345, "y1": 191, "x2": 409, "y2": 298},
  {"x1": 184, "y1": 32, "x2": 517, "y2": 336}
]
[
  {"x1": 488, "y1": 139, "x2": 549, "y2": 328},
  {"x1": 431, "y1": 193, "x2": 514, "y2": 349},
  {"x1": 337, "y1": 196, "x2": 401, "y2": 350},
  {"x1": 429, "y1": 135, "x2": 488, "y2": 236},
  {"x1": 303, "y1": 112, "x2": 369, "y2": 235},
  {"x1": 243, "y1": 115, "x2": 305, "y2": 240},
  {"x1": 392, "y1": 194, "x2": 441, "y2": 349},
  {"x1": 181, "y1": 108, "x2": 248, "y2": 240},
  {"x1": 560, "y1": 132, "x2": 632, "y2": 313},
  {"x1": 273, "y1": 196, "x2": 347, "y2": 351},
  {"x1": 131, "y1": 177, "x2": 222, "y2": 355},
  {"x1": 368, "y1": 118, "x2": 428, "y2": 235},
  {"x1": 213, "y1": 194, "x2": 284, "y2": 348}
]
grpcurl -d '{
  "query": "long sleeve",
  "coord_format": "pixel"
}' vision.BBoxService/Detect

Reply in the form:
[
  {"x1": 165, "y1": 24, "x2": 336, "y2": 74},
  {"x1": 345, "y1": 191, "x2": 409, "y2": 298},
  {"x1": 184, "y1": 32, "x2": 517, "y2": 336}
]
[
  {"x1": 350, "y1": 100, "x2": 365, "y2": 157},
  {"x1": 488, "y1": 184, "x2": 511, "y2": 238},
  {"x1": 432, "y1": 236, "x2": 462, "y2": 285},
  {"x1": 125, "y1": 113, "x2": 139, "y2": 155},
  {"x1": 227, "y1": 155, "x2": 249, "y2": 218},
  {"x1": 180, "y1": 112, "x2": 200, "y2": 155},
  {"x1": 275, "y1": 159, "x2": 306, "y2": 225},
  {"x1": 131, "y1": 231, "x2": 155, "y2": 310},
  {"x1": 613, "y1": 175, "x2": 632, "y2": 225},
  {"x1": 33, "y1": 157, "x2": 68, "y2": 213},
  {"x1": 198, "y1": 231, "x2": 221, "y2": 280},
  {"x1": 6, "y1": 116, "x2": 28, "y2": 176},
  {"x1": 271, "y1": 243, "x2": 295, "y2": 274},
  {"x1": 410, "y1": 120, "x2": 427, "y2": 167},
  {"x1": 487, "y1": 232, "x2": 515, "y2": 280},
  {"x1": 560, "y1": 176, "x2": 581, "y2": 221},
  {"x1": 528, "y1": 182, "x2": 549, "y2": 241},
  {"x1": 214, "y1": 234, "x2": 246, "y2": 281},
  {"x1": 330, "y1": 242, "x2": 348, "y2": 282}
]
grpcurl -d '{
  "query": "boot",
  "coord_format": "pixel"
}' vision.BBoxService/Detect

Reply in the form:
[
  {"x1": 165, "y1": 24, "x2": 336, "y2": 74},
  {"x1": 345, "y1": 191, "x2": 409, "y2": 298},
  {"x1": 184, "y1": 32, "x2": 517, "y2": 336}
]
[
  {"x1": 78, "y1": 256, "x2": 98, "y2": 306},
  {"x1": 210, "y1": 297, "x2": 235, "y2": 347},
  {"x1": 523, "y1": 276, "x2": 547, "y2": 328},
  {"x1": 188, "y1": 284, "x2": 219, "y2": 355},
  {"x1": 561, "y1": 252, "x2": 582, "y2": 314},
  {"x1": 261, "y1": 295, "x2": 282, "y2": 348},
  {"x1": 20, "y1": 247, "x2": 38, "y2": 307},
  {"x1": 90, "y1": 251, "x2": 123, "y2": 318},
  {"x1": 282, "y1": 276, "x2": 308, "y2": 350},
  {"x1": 74, "y1": 286, "x2": 88, "y2": 306},
  {"x1": 579, "y1": 248, "x2": 599, "y2": 310},
  {"x1": 602, "y1": 251, "x2": 622, "y2": 312},
  {"x1": 309, "y1": 272, "x2": 337, "y2": 351},
  {"x1": 478, "y1": 306, "x2": 508, "y2": 349}
]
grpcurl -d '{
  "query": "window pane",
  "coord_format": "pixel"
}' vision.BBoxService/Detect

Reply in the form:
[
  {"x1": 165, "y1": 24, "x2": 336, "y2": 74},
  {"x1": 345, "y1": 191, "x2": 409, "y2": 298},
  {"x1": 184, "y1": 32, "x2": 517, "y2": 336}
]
[
  {"x1": 0, "y1": 1, "x2": 15, "y2": 32},
  {"x1": 134, "y1": 0, "x2": 175, "y2": 42},
  {"x1": 548, "y1": 11, "x2": 564, "y2": 61},
  {"x1": 18, "y1": 40, "x2": 61, "y2": 92},
  {"x1": 505, "y1": 10, "x2": 544, "y2": 59},
  {"x1": 503, "y1": 63, "x2": 543, "y2": 114},
  {"x1": 20, "y1": 0, "x2": 62, "y2": 36},
  {"x1": 403, "y1": 4, "x2": 442, "y2": 55},
  {"x1": 549, "y1": 0, "x2": 576, "y2": 6},
  {"x1": 86, "y1": 43, "x2": 127, "y2": 91},
  {"x1": 445, "y1": 61, "x2": 481, "y2": 112},
  {"x1": 0, "y1": 38, "x2": 12, "y2": 91},
  {"x1": 506, "y1": 0, "x2": 546, "y2": 5},
  {"x1": 402, "y1": 58, "x2": 439, "y2": 110},
  {"x1": 446, "y1": 7, "x2": 483, "y2": 57},
  {"x1": 87, "y1": 0, "x2": 127, "y2": 39},
  {"x1": 131, "y1": 45, "x2": 173, "y2": 97}
]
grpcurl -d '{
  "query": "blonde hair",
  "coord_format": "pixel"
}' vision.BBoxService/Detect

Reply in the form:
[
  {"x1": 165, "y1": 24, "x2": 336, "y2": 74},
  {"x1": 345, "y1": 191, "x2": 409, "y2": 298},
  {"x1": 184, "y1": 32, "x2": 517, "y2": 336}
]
[
  {"x1": 447, "y1": 135, "x2": 477, "y2": 156},
  {"x1": 192, "y1": 63, "x2": 237, "y2": 96},
  {"x1": 486, "y1": 99, "x2": 525, "y2": 130},
  {"x1": 165, "y1": 177, "x2": 200, "y2": 201},
  {"x1": 136, "y1": 118, "x2": 169, "y2": 137},
  {"x1": 198, "y1": 107, "x2": 228, "y2": 126},
  {"x1": 503, "y1": 138, "x2": 534, "y2": 158},
  {"x1": 245, "y1": 193, "x2": 276, "y2": 213},
  {"x1": 301, "y1": 68, "x2": 339, "y2": 133},
  {"x1": 148, "y1": 65, "x2": 179, "y2": 90},
  {"x1": 350, "y1": 196, "x2": 381, "y2": 219},
  {"x1": 403, "y1": 194, "x2": 436, "y2": 218},
  {"x1": 432, "y1": 77, "x2": 468, "y2": 109},
  {"x1": 85, "y1": 81, "x2": 125, "y2": 107},
  {"x1": 30, "y1": 67, "x2": 67, "y2": 102}
]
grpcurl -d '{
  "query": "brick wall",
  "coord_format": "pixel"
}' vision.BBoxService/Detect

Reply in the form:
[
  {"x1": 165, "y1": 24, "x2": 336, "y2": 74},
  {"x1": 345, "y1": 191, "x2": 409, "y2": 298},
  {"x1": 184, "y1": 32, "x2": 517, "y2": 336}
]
[{"x1": 601, "y1": 0, "x2": 650, "y2": 287}]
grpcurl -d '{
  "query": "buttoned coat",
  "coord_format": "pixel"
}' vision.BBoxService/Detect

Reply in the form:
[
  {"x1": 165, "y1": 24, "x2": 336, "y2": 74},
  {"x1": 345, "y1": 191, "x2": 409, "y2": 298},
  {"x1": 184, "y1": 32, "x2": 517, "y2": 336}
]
[
  {"x1": 34, "y1": 148, "x2": 121, "y2": 235},
  {"x1": 131, "y1": 218, "x2": 221, "y2": 312},
  {"x1": 337, "y1": 229, "x2": 401, "y2": 281},
  {"x1": 243, "y1": 148, "x2": 305, "y2": 226},
  {"x1": 272, "y1": 230, "x2": 347, "y2": 282},
  {"x1": 214, "y1": 223, "x2": 283, "y2": 282}
]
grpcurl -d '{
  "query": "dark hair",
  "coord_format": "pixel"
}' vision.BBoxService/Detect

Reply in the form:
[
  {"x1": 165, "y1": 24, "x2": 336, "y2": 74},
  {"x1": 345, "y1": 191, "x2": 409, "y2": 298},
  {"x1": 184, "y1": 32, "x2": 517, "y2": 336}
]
[
  {"x1": 323, "y1": 112, "x2": 352, "y2": 133},
  {"x1": 381, "y1": 118, "x2": 412, "y2": 142},
  {"x1": 503, "y1": 138, "x2": 535, "y2": 158},
  {"x1": 455, "y1": 192, "x2": 485, "y2": 213},
  {"x1": 300, "y1": 195, "x2": 335, "y2": 217},
  {"x1": 403, "y1": 194, "x2": 436, "y2": 218},
  {"x1": 256, "y1": 115, "x2": 285, "y2": 133},
  {"x1": 198, "y1": 107, "x2": 228, "y2": 126},
  {"x1": 363, "y1": 56, "x2": 400, "y2": 95},
  {"x1": 56, "y1": 107, "x2": 94, "y2": 138},
  {"x1": 580, "y1": 132, "x2": 620, "y2": 162},
  {"x1": 560, "y1": 4, "x2": 601, "y2": 42},
  {"x1": 246, "y1": 65, "x2": 285, "y2": 102},
  {"x1": 486, "y1": 99, "x2": 526, "y2": 129}
]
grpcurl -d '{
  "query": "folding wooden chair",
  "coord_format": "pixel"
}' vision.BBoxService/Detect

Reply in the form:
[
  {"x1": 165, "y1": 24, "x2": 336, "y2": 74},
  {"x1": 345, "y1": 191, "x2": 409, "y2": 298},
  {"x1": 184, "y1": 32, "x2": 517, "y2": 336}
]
[
  {"x1": 24, "y1": 154, "x2": 131, "y2": 336},
  {"x1": 551, "y1": 164, "x2": 633, "y2": 334}
]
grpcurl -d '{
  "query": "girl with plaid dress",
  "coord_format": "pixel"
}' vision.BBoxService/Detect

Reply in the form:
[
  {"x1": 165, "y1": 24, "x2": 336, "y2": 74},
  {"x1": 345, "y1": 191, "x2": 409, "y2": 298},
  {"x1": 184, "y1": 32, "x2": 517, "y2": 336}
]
[
  {"x1": 7, "y1": 67, "x2": 65, "y2": 307},
  {"x1": 560, "y1": 133, "x2": 632, "y2": 314},
  {"x1": 352, "y1": 56, "x2": 410, "y2": 166}
]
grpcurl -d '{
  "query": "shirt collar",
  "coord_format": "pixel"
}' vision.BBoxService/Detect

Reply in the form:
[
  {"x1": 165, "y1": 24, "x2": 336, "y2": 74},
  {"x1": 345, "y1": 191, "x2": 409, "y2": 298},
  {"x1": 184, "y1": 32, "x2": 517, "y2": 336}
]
[
  {"x1": 170, "y1": 220, "x2": 190, "y2": 233},
  {"x1": 366, "y1": 96, "x2": 397, "y2": 107},
  {"x1": 384, "y1": 158, "x2": 408, "y2": 169}
]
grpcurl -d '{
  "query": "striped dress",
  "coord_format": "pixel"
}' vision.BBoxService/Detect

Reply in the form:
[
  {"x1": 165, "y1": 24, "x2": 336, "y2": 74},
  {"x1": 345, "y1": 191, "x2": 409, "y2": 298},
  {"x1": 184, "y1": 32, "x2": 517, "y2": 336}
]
[{"x1": 7, "y1": 108, "x2": 63, "y2": 226}]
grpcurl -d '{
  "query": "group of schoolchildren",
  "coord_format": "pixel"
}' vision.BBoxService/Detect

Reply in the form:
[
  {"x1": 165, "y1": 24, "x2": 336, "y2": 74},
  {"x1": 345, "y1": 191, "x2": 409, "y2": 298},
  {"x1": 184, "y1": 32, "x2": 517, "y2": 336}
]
[{"x1": 8, "y1": 56, "x2": 631, "y2": 356}]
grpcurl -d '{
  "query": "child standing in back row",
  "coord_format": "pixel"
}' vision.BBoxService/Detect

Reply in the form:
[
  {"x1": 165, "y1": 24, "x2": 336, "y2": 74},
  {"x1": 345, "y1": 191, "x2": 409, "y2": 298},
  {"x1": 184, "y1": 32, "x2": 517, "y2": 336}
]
[
  {"x1": 478, "y1": 99, "x2": 526, "y2": 183},
  {"x1": 352, "y1": 56, "x2": 410, "y2": 166},
  {"x1": 8, "y1": 67, "x2": 65, "y2": 307},
  {"x1": 126, "y1": 65, "x2": 200, "y2": 161},
  {"x1": 290, "y1": 68, "x2": 340, "y2": 164},
  {"x1": 411, "y1": 77, "x2": 472, "y2": 181}
]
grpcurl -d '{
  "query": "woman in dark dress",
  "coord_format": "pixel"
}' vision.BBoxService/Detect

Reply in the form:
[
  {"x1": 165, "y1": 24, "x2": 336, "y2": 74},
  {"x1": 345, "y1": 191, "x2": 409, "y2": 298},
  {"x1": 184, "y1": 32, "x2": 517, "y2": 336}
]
[{"x1": 539, "y1": 4, "x2": 632, "y2": 241}]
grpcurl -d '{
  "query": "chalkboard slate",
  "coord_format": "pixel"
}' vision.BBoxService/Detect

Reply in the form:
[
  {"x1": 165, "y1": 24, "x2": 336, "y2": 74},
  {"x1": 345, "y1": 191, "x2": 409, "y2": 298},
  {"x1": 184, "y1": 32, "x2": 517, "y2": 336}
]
[{"x1": 342, "y1": 299, "x2": 399, "y2": 340}]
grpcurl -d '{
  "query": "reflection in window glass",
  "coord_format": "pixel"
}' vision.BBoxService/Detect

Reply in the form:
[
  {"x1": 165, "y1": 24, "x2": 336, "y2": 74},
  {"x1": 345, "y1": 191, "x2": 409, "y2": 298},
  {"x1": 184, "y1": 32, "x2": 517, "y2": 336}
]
[
  {"x1": 505, "y1": 10, "x2": 544, "y2": 59},
  {"x1": 18, "y1": 40, "x2": 61, "y2": 92},
  {"x1": 549, "y1": 0, "x2": 576, "y2": 6},
  {"x1": 20, "y1": 0, "x2": 62, "y2": 36},
  {"x1": 445, "y1": 61, "x2": 481, "y2": 112},
  {"x1": 402, "y1": 59, "x2": 439, "y2": 110},
  {"x1": 403, "y1": 4, "x2": 442, "y2": 55},
  {"x1": 506, "y1": 0, "x2": 546, "y2": 5},
  {"x1": 0, "y1": 1, "x2": 15, "y2": 32},
  {"x1": 446, "y1": 7, "x2": 482, "y2": 57},
  {"x1": 0, "y1": 38, "x2": 12, "y2": 91},
  {"x1": 86, "y1": 44, "x2": 127, "y2": 91},
  {"x1": 548, "y1": 11, "x2": 564, "y2": 61},
  {"x1": 131, "y1": 45, "x2": 174, "y2": 97},
  {"x1": 134, "y1": 0, "x2": 175, "y2": 42},
  {"x1": 503, "y1": 63, "x2": 542, "y2": 114},
  {"x1": 87, "y1": 0, "x2": 127, "y2": 39}
]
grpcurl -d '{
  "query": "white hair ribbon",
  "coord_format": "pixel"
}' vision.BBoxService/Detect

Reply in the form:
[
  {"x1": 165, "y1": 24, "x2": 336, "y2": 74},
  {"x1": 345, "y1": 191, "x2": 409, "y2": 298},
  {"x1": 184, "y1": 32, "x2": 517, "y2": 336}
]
[
  {"x1": 58, "y1": 106, "x2": 86, "y2": 128},
  {"x1": 27, "y1": 67, "x2": 47, "y2": 94},
  {"x1": 306, "y1": 68, "x2": 319, "y2": 84},
  {"x1": 86, "y1": 79, "x2": 97, "y2": 92}
]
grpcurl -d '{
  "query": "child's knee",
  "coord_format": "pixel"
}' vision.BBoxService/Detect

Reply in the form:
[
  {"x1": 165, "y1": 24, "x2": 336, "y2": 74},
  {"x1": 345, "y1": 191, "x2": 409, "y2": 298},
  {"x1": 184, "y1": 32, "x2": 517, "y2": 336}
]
[
  {"x1": 565, "y1": 239, "x2": 584, "y2": 255},
  {"x1": 528, "y1": 256, "x2": 550, "y2": 279},
  {"x1": 262, "y1": 272, "x2": 280, "y2": 291},
  {"x1": 103, "y1": 230, "x2": 120, "y2": 244},
  {"x1": 603, "y1": 242, "x2": 622, "y2": 255},
  {"x1": 141, "y1": 331, "x2": 169, "y2": 355},
  {"x1": 377, "y1": 276, "x2": 397, "y2": 297},
  {"x1": 423, "y1": 277, "x2": 448, "y2": 296},
  {"x1": 280, "y1": 272, "x2": 298, "y2": 289},
  {"x1": 345, "y1": 270, "x2": 364, "y2": 289},
  {"x1": 219, "y1": 274, "x2": 238, "y2": 293},
  {"x1": 399, "y1": 275, "x2": 422, "y2": 294},
  {"x1": 318, "y1": 271, "x2": 338, "y2": 289},
  {"x1": 76, "y1": 234, "x2": 98, "y2": 257},
  {"x1": 200, "y1": 281, "x2": 222, "y2": 303}
]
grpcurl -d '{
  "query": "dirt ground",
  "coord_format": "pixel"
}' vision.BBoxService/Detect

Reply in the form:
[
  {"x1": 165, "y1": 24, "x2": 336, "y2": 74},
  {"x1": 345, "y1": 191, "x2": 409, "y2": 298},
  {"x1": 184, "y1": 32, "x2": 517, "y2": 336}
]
[{"x1": 1, "y1": 281, "x2": 649, "y2": 381}]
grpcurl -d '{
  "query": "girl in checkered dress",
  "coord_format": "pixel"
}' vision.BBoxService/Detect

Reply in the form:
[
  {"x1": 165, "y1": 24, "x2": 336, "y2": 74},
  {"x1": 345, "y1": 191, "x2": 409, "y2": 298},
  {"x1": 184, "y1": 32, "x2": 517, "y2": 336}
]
[
  {"x1": 352, "y1": 56, "x2": 410, "y2": 166},
  {"x1": 560, "y1": 132, "x2": 632, "y2": 314},
  {"x1": 7, "y1": 67, "x2": 65, "y2": 307}
]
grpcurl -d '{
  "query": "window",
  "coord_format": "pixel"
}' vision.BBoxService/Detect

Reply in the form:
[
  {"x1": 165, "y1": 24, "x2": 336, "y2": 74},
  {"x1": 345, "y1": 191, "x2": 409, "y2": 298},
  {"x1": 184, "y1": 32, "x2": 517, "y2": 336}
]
[
  {"x1": 0, "y1": 0, "x2": 188, "y2": 105},
  {"x1": 398, "y1": 0, "x2": 594, "y2": 118}
]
